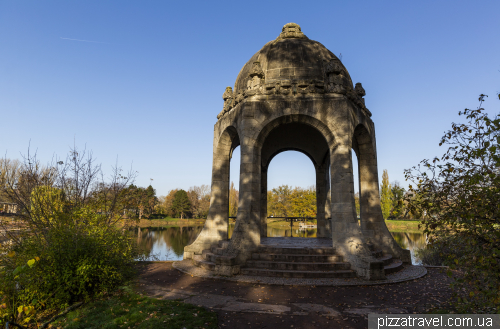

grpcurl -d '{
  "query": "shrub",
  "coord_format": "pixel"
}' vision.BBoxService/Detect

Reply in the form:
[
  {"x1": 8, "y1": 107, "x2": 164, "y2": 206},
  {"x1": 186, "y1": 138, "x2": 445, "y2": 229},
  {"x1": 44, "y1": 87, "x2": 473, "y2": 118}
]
[
  {"x1": 405, "y1": 95, "x2": 500, "y2": 313},
  {"x1": 0, "y1": 147, "x2": 140, "y2": 326}
]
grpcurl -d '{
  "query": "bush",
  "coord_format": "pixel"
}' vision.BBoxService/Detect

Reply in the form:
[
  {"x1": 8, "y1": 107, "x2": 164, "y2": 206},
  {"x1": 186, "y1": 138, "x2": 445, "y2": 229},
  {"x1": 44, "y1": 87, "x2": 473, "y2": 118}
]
[
  {"x1": 0, "y1": 147, "x2": 141, "y2": 326},
  {"x1": 405, "y1": 95, "x2": 500, "y2": 313}
]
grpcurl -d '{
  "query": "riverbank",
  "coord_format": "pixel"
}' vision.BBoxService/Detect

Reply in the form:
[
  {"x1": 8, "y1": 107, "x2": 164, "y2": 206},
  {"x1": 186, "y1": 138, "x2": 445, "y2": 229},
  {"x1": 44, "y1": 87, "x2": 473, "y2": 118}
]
[
  {"x1": 123, "y1": 218, "x2": 206, "y2": 228},
  {"x1": 266, "y1": 219, "x2": 423, "y2": 232}
]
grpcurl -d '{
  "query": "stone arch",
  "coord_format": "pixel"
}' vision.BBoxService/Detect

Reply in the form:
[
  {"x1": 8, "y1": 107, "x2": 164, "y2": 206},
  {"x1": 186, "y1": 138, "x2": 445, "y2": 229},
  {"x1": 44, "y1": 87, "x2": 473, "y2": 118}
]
[{"x1": 254, "y1": 114, "x2": 334, "y2": 238}]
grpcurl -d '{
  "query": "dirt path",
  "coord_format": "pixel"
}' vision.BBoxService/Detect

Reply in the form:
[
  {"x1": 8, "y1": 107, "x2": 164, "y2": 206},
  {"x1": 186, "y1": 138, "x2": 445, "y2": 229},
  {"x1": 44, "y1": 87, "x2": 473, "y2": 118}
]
[{"x1": 136, "y1": 262, "x2": 455, "y2": 329}]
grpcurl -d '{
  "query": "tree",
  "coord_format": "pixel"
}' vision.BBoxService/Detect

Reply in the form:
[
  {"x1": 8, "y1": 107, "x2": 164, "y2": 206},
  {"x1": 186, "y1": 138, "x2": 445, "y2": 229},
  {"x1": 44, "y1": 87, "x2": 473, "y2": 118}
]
[
  {"x1": 380, "y1": 169, "x2": 393, "y2": 219},
  {"x1": 228, "y1": 181, "x2": 238, "y2": 217},
  {"x1": 290, "y1": 186, "x2": 316, "y2": 217},
  {"x1": 268, "y1": 185, "x2": 293, "y2": 217},
  {"x1": 405, "y1": 94, "x2": 500, "y2": 312},
  {"x1": 186, "y1": 185, "x2": 210, "y2": 219},
  {"x1": 389, "y1": 181, "x2": 405, "y2": 219},
  {"x1": 0, "y1": 147, "x2": 140, "y2": 326},
  {"x1": 354, "y1": 192, "x2": 360, "y2": 218},
  {"x1": 171, "y1": 189, "x2": 191, "y2": 219}
]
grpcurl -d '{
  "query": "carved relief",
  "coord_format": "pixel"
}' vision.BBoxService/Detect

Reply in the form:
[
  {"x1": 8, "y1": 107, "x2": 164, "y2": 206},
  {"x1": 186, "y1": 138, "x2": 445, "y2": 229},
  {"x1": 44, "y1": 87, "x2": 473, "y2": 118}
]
[
  {"x1": 279, "y1": 80, "x2": 292, "y2": 95},
  {"x1": 324, "y1": 59, "x2": 350, "y2": 94},
  {"x1": 246, "y1": 61, "x2": 265, "y2": 96},
  {"x1": 355, "y1": 82, "x2": 366, "y2": 97},
  {"x1": 217, "y1": 86, "x2": 234, "y2": 120}
]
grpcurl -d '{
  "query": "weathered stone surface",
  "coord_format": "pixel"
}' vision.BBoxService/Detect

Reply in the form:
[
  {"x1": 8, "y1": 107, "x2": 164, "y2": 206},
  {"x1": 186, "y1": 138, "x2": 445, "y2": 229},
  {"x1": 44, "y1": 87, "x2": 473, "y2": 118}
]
[{"x1": 184, "y1": 23, "x2": 410, "y2": 280}]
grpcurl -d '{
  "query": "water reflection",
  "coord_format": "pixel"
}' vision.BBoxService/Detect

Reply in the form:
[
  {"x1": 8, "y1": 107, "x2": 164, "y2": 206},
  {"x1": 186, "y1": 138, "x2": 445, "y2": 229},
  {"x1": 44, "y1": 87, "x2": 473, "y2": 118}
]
[
  {"x1": 135, "y1": 226, "x2": 202, "y2": 261},
  {"x1": 390, "y1": 231, "x2": 427, "y2": 265},
  {"x1": 135, "y1": 225, "x2": 427, "y2": 264}
]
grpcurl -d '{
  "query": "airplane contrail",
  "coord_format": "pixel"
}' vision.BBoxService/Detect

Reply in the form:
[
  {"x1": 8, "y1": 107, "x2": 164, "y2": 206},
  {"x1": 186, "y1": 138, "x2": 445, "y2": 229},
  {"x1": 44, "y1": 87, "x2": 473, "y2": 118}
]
[{"x1": 60, "y1": 37, "x2": 108, "y2": 44}]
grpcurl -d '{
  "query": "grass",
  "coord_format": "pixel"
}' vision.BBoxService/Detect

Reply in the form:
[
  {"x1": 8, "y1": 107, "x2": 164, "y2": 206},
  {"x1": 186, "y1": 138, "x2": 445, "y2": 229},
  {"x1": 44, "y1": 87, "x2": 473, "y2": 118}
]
[
  {"x1": 384, "y1": 219, "x2": 422, "y2": 231},
  {"x1": 51, "y1": 288, "x2": 217, "y2": 329}
]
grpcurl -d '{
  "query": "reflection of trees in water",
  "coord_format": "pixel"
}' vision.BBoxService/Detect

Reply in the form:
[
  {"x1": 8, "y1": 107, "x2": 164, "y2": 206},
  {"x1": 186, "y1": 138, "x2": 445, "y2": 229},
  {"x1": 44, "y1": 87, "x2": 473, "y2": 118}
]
[
  {"x1": 135, "y1": 226, "x2": 203, "y2": 258},
  {"x1": 390, "y1": 232, "x2": 426, "y2": 250},
  {"x1": 135, "y1": 225, "x2": 428, "y2": 262},
  {"x1": 390, "y1": 231, "x2": 427, "y2": 264}
]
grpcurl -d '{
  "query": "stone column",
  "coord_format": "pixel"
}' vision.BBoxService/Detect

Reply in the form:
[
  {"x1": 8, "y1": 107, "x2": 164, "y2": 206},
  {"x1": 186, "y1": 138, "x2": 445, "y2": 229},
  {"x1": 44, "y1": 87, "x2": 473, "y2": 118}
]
[
  {"x1": 358, "y1": 139, "x2": 412, "y2": 263},
  {"x1": 316, "y1": 159, "x2": 330, "y2": 238},
  {"x1": 183, "y1": 135, "x2": 232, "y2": 259},
  {"x1": 223, "y1": 138, "x2": 261, "y2": 264},
  {"x1": 260, "y1": 166, "x2": 268, "y2": 237},
  {"x1": 330, "y1": 144, "x2": 385, "y2": 280}
]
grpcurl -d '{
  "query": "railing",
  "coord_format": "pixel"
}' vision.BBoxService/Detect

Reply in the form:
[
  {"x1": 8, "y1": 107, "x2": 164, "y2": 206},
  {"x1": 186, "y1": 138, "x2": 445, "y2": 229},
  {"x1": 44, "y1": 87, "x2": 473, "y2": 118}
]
[{"x1": 228, "y1": 216, "x2": 320, "y2": 237}]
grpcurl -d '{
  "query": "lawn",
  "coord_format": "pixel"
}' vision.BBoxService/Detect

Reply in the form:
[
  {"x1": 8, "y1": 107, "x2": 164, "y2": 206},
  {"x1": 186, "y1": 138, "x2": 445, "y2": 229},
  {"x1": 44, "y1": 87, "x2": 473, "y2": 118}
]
[{"x1": 51, "y1": 288, "x2": 217, "y2": 329}]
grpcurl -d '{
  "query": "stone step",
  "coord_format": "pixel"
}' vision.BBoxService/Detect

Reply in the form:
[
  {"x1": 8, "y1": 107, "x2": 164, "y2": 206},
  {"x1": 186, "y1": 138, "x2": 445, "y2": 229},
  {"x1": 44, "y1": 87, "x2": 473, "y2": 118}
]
[
  {"x1": 252, "y1": 253, "x2": 343, "y2": 263},
  {"x1": 202, "y1": 251, "x2": 216, "y2": 263},
  {"x1": 192, "y1": 255, "x2": 215, "y2": 271},
  {"x1": 384, "y1": 259, "x2": 403, "y2": 274},
  {"x1": 377, "y1": 254, "x2": 394, "y2": 266},
  {"x1": 245, "y1": 260, "x2": 351, "y2": 271},
  {"x1": 256, "y1": 246, "x2": 337, "y2": 255},
  {"x1": 210, "y1": 246, "x2": 225, "y2": 255},
  {"x1": 240, "y1": 268, "x2": 356, "y2": 278},
  {"x1": 218, "y1": 240, "x2": 230, "y2": 248}
]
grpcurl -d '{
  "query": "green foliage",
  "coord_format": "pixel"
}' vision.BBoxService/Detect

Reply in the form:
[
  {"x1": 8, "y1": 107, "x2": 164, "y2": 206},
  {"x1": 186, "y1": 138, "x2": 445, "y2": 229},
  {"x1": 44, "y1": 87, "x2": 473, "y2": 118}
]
[
  {"x1": 1, "y1": 215, "x2": 139, "y2": 319},
  {"x1": 171, "y1": 190, "x2": 191, "y2": 219},
  {"x1": 380, "y1": 169, "x2": 393, "y2": 219},
  {"x1": 267, "y1": 185, "x2": 316, "y2": 218},
  {"x1": 354, "y1": 192, "x2": 360, "y2": 217},
  {"x1": 0, "y1": 147, "x2": 140, "y2": 326},
  {"x1": 389, "y1": 182, "x2": 405, "y2": 219},
  {"x1": 405, "y1": 95, "x2": 500, "y2": 313},
  {"x1": 121, "y1": 184, "x2": 158, "y2": 220},
  {"x1": 229, "y1": 181, "x2": 238, "y2": 217},
  {"x1": 51, "y1": 287, "x2": 218, "y2": 329}
]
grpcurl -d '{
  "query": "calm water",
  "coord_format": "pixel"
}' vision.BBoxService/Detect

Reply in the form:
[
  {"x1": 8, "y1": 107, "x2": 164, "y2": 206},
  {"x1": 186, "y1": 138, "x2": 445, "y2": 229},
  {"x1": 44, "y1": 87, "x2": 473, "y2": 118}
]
[{"x1": 135, "y1": 224, "x2": 426, "y2": 264}]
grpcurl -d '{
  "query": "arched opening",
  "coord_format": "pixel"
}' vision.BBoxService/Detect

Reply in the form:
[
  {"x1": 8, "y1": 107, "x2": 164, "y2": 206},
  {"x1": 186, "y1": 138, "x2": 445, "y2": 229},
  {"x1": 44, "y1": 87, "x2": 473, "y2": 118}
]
[
  {"x1": 352, "y1": 149, "x2": 360, "y2": 226},
  {"x1": 266, "y1": 150, "x2": 316, "y2": 237},
  {"x1": 257, "y1": 119, "x2": 332, "y2": 239},
  {"x1": 228, "y1": 145, "x2": 240, "y2": 238}
]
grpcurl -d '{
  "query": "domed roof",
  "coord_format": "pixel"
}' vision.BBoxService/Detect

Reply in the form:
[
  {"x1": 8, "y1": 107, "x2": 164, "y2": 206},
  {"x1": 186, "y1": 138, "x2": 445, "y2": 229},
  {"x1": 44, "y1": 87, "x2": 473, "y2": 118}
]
[{"x1": 233, "y1": 23, "x2": 353, "y2": 94}]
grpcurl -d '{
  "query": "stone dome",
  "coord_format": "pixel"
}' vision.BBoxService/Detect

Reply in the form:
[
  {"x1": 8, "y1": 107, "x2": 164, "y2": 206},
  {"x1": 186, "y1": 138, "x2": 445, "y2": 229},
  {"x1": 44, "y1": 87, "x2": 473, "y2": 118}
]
[{"x1": 233, "y1": 23, "x2": 353, "y2": 94}]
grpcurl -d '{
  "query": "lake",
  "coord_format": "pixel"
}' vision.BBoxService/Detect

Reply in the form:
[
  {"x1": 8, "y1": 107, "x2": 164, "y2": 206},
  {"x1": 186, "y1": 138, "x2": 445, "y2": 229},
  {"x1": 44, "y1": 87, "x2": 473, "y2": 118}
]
[{"x1": 135, "y1": 224, "x2": 426, "y2": 264}]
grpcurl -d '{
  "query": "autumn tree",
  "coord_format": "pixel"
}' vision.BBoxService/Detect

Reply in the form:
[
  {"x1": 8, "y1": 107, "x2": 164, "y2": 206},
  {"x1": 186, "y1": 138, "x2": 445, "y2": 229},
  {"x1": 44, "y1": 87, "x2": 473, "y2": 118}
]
[
  {"x1": 290, "y1": 186, "x2": 316, "y2": 217},
  {"x1": 405, "y1": 94, "x2": 500, "y2": 312},
  {"x1": 268, "y1": 185, "x2": 293, "y2": 217},
  {"x1": 187, "y1": 185, "x2": 210, "y2": 219},
  {"x1": 171, "y1": 189, "x2": 191, "y2": 219},
  {"x1": 228, "y1": 181, "x2": 238, "y2": 217},
  {"x1": 380, "y1": 169, "x2": 393, "y2": 219},
  {"x1": 354, "y1": 192, "x2": 360, "y2": 218},
  {"x1": 267, "y1": 185, "x2": 316, "y2": 218}
]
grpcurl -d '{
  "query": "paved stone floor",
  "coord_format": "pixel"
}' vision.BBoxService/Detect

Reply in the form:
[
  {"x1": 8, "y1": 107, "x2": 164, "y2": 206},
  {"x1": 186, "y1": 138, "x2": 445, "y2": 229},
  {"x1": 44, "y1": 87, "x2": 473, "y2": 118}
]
[{"x1": 136, "y1": 262, "x2": 454, "y2": 329}]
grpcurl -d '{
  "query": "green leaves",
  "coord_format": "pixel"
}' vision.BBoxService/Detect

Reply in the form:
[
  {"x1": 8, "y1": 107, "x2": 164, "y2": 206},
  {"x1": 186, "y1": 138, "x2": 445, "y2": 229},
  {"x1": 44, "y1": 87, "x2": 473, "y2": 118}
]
[{"x1": 405, "y1": 94, "x2": 500, "y2": 313}]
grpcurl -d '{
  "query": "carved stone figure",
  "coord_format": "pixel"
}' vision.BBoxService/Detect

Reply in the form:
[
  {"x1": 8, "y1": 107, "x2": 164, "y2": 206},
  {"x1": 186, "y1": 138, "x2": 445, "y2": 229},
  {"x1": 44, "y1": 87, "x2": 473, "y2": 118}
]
[
  {"x1": 247, "y1": 62, "x2": 265, "y2": 95},
  {"x1": 355, "y1": 82, "x2": 366, "y2": 97}
]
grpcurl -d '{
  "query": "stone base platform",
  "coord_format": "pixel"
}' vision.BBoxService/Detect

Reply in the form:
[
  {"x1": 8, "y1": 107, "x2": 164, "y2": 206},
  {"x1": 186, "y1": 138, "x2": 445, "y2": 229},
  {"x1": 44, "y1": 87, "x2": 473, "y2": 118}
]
[
  {"x1": 260, "y1": 237, "x2": 334, "y2": 247},
  {"x1": 173, "y1": 259, "x2": 427, "y2": 286}
]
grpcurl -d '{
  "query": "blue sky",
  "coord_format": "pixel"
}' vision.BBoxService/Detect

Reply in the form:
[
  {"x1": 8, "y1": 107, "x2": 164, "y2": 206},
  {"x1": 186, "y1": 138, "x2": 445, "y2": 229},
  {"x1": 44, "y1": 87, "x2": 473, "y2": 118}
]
[{"x1": 1, "y1": 1, "x2": 499, "y2": 196}]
